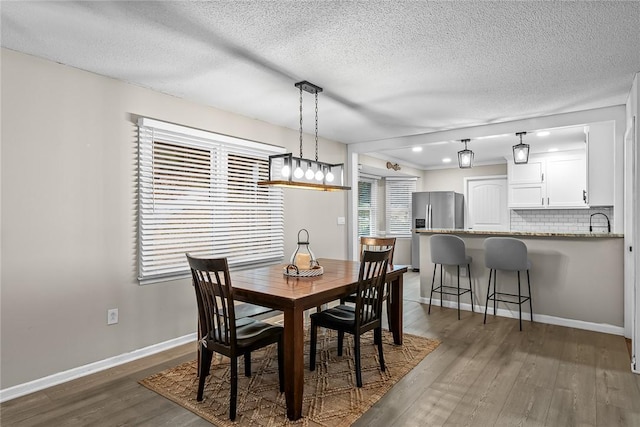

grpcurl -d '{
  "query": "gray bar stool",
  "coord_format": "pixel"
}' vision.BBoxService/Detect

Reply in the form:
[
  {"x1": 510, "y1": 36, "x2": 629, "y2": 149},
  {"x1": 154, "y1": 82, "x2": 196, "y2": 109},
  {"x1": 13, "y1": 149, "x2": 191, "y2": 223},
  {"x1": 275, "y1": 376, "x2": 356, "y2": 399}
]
[
  {"x1": 483, "y1": 237, "x2": 533, "y2": 331},
  {"x1": 428, "y1": 234, "x2": 474, "y2": 320}
]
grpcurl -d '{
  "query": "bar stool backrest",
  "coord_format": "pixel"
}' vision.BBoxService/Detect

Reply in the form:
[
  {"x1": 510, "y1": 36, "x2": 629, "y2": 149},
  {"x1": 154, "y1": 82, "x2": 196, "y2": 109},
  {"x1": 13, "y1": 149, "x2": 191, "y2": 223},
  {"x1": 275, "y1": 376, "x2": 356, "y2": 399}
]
[
  {"x1": 484, "y1": 237, "x2": 530, "y2": 271},
  {"x1": 430, "y1": 234, "x2": 468, "y2": 266}
]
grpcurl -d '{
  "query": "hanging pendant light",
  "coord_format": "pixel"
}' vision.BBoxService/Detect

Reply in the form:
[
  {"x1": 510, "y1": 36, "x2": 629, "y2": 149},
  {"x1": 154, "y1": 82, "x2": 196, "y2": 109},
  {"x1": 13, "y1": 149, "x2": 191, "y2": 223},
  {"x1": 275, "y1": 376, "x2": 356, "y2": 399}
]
[
  {"x1": 513, "y1": 132, "x2": 530, "y2": 164},
  {"x1": 258, "y1": 81, "x2": 350, "y2": 191},
  {"x1": 457, "y1": 139, "x2": 473, "y2": 168}
]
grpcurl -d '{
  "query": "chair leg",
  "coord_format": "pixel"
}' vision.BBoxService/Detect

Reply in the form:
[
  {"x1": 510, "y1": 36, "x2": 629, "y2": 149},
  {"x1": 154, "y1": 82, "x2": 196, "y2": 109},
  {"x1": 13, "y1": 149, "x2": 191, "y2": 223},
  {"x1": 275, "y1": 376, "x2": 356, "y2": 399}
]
[
  {"x1": 457, "y1": 265, "x2": 461, "y2": 320},
  {"x1": 197, "y1": 344, "x2": 212, "y2": 402},
  {"x1": 484, "y1": 269, "x2": 492, "y2": 324},
  {"x1": 527, "y1": 270, "x2": 533, "y2": 323},
  {"x1": 386, "y1": 283, "x2": 392, "y2": 331},
  {"x1": 337, "y1": 330, "x2": 345, "y2": 356},
  {"x1": 493, "y1": 270, "x2": 497, "y2": 317},
  {"x1": 230, "y1": 356, "x2": 238, "y2": 421},
  {"x1": 440, "y1": 264, "x2": 444, "y2": 307},
  {"x1": 277, "y1": 335, "x2": 284, "y2": 392},
  {"x1": 429, "y1": 264, "x2": 437, "y2": 314},
  {"x1": 468, "y1": 263, "x2": 474, "y2": 312},
  {"x1": 375, "y1": 327, "x2": 386, "y2": 372},
  {"x1": 244, "y1": 352, "x2": 251, "y2": 377},
  {"x1": 517, "y1": 271, "x2": 522, "y2": 331},
  {"x1": 354, "y1": 334, "x2": 363, "y2": 388},
  {"x1": 309, "y1": 319, "x2": 317, "y2": 371}
]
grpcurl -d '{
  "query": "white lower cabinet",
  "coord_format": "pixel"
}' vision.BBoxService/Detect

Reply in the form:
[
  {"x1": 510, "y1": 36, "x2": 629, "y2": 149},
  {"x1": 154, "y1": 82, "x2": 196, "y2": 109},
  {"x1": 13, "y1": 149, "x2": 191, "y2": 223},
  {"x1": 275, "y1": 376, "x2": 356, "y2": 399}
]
[{"x1": 508, "y1": 150, "x2": 588, "y2": 209}]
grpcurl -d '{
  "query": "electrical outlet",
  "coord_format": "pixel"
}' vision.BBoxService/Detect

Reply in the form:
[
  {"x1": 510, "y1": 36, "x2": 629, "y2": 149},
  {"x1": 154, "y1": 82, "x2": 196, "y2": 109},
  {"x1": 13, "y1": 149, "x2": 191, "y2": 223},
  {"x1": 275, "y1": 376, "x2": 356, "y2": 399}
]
[
  {"x1": 337, "y1": 216, "x2": 345, "y2": 225},
  {"x1": 107, "y1": 308, "x2": 119, "y2": 325}
]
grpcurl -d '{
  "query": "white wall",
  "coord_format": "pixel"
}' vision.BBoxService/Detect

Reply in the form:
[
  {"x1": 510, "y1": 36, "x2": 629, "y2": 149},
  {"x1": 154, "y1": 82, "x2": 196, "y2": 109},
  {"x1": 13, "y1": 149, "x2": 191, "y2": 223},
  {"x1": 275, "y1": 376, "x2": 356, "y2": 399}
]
[
  {"x1": 0, "y1": 49, "x2": 349, "y2": 389},
  {"x1": 422, "y1": 164, "x2": 507, "y2": 193}
]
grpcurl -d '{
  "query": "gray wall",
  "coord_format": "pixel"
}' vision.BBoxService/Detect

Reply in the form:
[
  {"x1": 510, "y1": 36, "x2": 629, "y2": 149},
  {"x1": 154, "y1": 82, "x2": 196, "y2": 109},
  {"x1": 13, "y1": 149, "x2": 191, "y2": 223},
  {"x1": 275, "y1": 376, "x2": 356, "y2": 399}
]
[
  {"x1": 0, "y1": 49, "x2": 349, "y2": 388},
  {"x1": 419, "y1": 234, "x2": 624, "y2": 328}
]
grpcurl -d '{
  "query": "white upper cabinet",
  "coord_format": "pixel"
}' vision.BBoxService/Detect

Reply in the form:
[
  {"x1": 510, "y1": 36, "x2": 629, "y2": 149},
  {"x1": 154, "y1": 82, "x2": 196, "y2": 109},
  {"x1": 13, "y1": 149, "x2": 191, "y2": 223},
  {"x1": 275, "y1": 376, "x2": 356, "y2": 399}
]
[
  {"x1": 585, "y1": 121, "x2": 615, "y2": 206},
  {"x1": 545, "y1": 153, "x2": 587, "y2": 207},
  {"x1": 508, "y1": 150, "x2": 588, "y2": 209},
  {"x1": 508, "y1": 159, "x2": 544, "y2": 184}
]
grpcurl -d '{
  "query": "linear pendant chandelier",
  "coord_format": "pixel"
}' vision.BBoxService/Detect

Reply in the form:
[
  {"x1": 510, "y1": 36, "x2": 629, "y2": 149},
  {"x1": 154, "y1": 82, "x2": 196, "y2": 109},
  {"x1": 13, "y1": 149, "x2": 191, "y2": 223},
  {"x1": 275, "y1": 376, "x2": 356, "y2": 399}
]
[{"x1": 258, "y1": 80, "x2": 350, "y2": 191}]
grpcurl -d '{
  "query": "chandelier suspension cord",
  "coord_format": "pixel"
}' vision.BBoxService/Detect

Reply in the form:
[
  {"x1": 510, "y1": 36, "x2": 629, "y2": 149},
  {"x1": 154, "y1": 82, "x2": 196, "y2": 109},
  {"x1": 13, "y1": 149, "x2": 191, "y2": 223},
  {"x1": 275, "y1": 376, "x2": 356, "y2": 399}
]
[
  {"x1": 315, "y1": 91, "x2": 319, "y2": 161},
  {"x1": 299, "y1": 85, "x2": 304, "y2": 158}
]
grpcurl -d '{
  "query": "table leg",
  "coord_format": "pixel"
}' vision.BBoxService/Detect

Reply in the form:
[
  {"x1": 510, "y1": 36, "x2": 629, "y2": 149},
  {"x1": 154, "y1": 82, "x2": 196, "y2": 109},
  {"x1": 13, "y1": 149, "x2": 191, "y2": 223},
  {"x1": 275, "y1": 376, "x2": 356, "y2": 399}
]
[
  {"x1": 283, "y1": 305, "x2": 305, "y2": 420},
  {"x1": 389, "y1": 274, "x2": 404, "y2": 345}
]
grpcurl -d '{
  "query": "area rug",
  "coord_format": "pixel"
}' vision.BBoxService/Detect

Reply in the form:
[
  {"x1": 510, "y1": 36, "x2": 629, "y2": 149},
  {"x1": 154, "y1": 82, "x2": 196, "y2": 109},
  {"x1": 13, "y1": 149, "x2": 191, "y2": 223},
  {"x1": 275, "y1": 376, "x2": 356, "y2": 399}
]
[{"x1": 139, "y1": 330, "x2": 439, "y2": 426}]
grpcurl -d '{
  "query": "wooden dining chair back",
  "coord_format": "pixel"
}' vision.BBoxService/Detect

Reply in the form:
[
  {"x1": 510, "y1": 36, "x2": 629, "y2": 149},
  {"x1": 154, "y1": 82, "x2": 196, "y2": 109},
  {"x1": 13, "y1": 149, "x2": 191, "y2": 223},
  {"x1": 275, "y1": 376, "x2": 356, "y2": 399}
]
[
  {"x1": 309, "y1": 248, "x2": 391, "y2": 387},
  {"x1": 342, "y1": 236, "x2": 397, "y2": 327},
  {"x1": 359, "y1": 236, "x2": 396, "y2": 264},
  {"x1": 186, "y1": 253, "x2": 284, "y2": 421}
]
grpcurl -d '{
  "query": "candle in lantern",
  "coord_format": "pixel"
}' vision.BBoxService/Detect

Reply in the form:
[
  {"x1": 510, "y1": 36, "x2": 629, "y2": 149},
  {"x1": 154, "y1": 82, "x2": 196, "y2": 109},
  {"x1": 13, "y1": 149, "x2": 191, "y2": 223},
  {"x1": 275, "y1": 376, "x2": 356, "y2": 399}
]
[{"x1": 294, "y1": 253, "x2": 311, "y2": 269}]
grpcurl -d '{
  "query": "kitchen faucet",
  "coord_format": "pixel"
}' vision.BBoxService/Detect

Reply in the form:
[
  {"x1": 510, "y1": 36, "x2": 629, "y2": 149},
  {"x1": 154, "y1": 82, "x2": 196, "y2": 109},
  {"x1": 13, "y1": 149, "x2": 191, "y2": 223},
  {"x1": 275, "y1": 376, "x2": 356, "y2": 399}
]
[{"x1": 589, "y1": 212, "x2": 610, "y2": 233}]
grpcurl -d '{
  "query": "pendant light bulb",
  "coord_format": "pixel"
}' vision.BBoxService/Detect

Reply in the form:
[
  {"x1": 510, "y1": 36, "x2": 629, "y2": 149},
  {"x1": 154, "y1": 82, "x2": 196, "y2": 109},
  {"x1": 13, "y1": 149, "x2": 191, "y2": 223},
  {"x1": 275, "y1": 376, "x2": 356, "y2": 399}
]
[
  {"x1": 305, "y1": 163, "x2": 315, "y2": 180},
  {"x1": 325, "y1": 170, "x2": 334, "y2": 182},
  {"x1": 281, "y1": 164, "x2": 291, "y2": 178},
  {"x1": 315, "y1": 169, "x2": 324, "y2": 181},
  {"x1": 293, "y1": 160, "x2": 304, "y2": 178}
]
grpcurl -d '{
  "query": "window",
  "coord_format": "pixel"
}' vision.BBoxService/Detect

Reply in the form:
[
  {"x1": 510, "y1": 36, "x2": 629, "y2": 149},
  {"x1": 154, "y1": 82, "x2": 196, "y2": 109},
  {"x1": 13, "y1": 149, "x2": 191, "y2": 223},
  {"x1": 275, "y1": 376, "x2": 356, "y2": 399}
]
[
  {"x1": 138, "y1": 118, "x2": 284, "y2": 284},
  {"x1": 357, "y1": 177, "x2": 378, "y2": 237},
  {"x1": 385, "y1": 178, "x2": 416, "y2": 237}
]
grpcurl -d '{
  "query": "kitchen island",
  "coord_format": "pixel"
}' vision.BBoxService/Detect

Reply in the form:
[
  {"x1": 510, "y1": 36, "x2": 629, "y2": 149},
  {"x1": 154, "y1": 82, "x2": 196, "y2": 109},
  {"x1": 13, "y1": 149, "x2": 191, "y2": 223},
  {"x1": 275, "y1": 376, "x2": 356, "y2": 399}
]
[{"x1": 416, "y1": 229, "x2": 625, "y2": 334}]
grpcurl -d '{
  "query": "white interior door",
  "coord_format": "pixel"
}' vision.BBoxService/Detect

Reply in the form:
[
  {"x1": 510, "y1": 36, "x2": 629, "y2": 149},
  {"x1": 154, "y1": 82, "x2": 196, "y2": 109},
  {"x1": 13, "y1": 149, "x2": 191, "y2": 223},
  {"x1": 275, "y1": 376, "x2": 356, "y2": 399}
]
[{"x1": 465, "y1": 176, "x2": 509, "y2": 231}]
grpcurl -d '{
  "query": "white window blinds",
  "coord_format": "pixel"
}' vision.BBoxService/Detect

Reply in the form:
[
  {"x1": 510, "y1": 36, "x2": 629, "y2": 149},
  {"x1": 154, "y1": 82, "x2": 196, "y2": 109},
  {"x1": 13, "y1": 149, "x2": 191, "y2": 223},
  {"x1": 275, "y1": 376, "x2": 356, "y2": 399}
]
[
  {"x1": 357, "y1": 177, "x2": 378, "y2": 237},
  {"x1": 385, "y1": 178, "x2": 416, "y2": 237},
  {"x1": 138, "y1": 118, "x2": 284, "y2": 284}
]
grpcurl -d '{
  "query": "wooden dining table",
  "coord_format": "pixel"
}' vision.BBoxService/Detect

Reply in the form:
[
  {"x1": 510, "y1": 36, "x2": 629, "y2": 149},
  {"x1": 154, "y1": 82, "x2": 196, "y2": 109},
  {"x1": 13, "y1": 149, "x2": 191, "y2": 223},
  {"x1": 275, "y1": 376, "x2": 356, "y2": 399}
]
[{"x1": 230, "y1": 258, "x2": 408, "y2": 421}]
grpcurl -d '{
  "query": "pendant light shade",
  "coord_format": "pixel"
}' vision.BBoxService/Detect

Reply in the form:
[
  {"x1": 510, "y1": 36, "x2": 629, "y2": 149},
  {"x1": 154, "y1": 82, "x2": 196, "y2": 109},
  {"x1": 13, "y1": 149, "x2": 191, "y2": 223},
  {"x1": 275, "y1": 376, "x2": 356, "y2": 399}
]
[
  {"x1": 457, "y1": 139, "x2": 473, "y2": 168},
  {"x1": 258, "y1": 81, "x2": 350, "y2": 191},
  {"x1": 513, "y1": 132, "x2": 530, "y2": 164}
]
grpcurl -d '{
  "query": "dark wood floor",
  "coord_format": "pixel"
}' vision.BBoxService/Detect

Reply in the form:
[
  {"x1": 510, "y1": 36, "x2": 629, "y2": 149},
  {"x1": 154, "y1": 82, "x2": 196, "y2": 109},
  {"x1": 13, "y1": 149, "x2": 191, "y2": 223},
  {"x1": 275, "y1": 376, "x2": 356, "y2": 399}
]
[{"x1": 3, "y1": 272, "x2": 639, "y2": 426}]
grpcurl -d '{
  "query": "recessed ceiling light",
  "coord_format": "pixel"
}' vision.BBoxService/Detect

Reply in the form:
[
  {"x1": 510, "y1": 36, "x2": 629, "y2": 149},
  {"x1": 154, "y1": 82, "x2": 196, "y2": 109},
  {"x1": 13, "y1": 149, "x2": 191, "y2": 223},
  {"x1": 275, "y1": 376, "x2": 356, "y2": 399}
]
[
  {"x1": 442, "y1": 157, "x2": 452, "y2": 163},
  {"x1": 548, "y1": 148, "x2": 558, "y2": 152},
  {"x1": 537, "y1": 131, "x2": 550, "y2": 137},
  {"x1": 412, "y1": 146, "x2": 423, "y2": 152},
  {"x1": 476, "y1": 133, "x2": 509, "y2": 140}
]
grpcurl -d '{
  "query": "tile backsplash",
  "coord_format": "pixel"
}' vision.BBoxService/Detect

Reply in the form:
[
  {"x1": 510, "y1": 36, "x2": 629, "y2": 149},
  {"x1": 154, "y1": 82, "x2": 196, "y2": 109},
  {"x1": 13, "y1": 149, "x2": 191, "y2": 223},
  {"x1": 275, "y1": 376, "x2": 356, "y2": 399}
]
[{"x1": 510, "y1": 207, "x2": 613, "y2": 233}]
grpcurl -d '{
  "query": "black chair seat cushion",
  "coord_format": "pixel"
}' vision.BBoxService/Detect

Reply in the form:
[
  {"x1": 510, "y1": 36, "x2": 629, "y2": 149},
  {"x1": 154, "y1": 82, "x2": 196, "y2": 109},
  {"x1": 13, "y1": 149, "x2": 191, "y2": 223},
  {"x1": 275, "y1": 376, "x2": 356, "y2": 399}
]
[
  {"x1": 311, "y1": 305, "x2": 355, "y2": 328},
  {"x1": 206, "y1": 321, "x2": 283, "y2": 349},
  {"x1": 310, "y1": 304, "x2": 376, "y2": 330}
]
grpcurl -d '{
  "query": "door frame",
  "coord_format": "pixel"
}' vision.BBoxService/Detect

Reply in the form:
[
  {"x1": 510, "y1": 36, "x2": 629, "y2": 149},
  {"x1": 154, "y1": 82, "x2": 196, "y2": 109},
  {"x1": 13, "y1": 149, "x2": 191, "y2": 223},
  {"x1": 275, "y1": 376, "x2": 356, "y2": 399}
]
[{"x1": 625, "y1": 114, "x2": 638, "y2": 372}]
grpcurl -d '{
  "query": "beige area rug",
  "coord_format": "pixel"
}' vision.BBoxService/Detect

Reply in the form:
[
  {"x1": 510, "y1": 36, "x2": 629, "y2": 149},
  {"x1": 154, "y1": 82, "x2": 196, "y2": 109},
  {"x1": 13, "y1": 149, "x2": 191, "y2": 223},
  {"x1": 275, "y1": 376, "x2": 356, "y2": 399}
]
[{"x1": 140, "y1": 330, "x2": 440, "y2": 426}]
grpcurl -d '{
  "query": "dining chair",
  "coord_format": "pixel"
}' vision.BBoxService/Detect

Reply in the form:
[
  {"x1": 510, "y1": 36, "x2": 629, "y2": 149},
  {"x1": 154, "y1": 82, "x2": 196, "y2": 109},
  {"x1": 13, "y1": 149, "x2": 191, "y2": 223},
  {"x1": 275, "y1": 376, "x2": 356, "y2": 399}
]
[
  {"x1": 340, "y1": 236, "x2": 396, "y2": 329},
  {"x1": 309, "y1": 248, "x2": 391, "y2": 387},
  {"x1": 186, "y1": 254, "x2": 284, "y2": 421}
]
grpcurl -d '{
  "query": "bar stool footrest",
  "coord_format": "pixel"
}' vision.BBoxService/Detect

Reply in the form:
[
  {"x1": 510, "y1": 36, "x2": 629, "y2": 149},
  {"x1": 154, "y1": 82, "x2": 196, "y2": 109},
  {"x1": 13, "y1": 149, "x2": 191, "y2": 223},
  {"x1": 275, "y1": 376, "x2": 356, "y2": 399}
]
[
  {"x1": 488, "y1": 291, "x2": 531, "y2": 305},
  {"x1": 433, "y1": 285, "x2": 472, "y2": 296}
]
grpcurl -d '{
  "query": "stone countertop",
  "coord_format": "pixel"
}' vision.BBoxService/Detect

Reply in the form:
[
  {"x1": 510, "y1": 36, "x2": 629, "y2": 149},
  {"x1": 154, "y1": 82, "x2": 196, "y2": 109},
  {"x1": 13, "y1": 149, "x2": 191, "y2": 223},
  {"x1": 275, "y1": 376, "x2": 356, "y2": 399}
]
[{"x1": 413, "y1": 228, "x2": 624, "y2": 238}]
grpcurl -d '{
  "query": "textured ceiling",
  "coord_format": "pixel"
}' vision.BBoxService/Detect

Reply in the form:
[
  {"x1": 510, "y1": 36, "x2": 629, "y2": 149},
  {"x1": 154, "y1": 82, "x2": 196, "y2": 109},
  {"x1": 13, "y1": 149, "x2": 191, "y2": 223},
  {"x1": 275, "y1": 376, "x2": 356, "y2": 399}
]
[{"x1": 2, "y1": 1, "x2": 639, "y2": 169}]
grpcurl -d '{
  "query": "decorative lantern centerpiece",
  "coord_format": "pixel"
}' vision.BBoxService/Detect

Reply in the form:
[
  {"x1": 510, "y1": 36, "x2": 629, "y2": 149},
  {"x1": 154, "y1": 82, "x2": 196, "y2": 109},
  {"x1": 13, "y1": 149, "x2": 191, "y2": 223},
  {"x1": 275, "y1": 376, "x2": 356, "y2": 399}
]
[{"x1": 284, "y1": 229, "x2": 324, "y2": 277}]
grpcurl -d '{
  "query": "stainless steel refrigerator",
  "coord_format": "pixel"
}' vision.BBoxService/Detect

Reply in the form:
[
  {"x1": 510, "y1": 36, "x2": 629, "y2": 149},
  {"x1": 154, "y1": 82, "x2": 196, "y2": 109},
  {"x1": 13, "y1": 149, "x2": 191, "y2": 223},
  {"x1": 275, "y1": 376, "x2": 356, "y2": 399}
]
[{"x1": 411, "y1": 191, "x2": 464, "y2": 270}]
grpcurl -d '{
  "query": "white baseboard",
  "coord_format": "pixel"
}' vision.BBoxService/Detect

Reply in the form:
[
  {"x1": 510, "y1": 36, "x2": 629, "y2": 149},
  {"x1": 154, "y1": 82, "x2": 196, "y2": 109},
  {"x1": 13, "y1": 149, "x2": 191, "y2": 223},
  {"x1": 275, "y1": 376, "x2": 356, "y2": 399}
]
[
  {"x1": 0, "y1": 332, "x2": 197, "y2": 403},
  {"x1": 420, "y1": 297, "x2": 625, "y2": 336}
]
